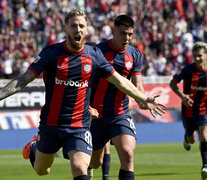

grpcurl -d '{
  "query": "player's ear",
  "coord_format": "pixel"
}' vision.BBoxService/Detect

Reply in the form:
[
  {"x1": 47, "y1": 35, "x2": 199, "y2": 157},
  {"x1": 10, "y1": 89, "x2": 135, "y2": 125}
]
[
  {"x1": 112, "y1": 27, "x2": 115, "y2": 36},
  {"x1": 86, "y1": 26, "x2": 88, "y2": 36}
]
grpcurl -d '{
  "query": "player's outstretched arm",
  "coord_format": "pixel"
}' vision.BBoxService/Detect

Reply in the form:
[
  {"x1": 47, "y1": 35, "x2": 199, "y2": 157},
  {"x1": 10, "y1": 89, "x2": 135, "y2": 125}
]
[
  {"x1": 0, "y1": 69, "x2": 36, "y2": 101},
  {"x1": 107, "y1": 71, "x2": 166, "y2": 116}
]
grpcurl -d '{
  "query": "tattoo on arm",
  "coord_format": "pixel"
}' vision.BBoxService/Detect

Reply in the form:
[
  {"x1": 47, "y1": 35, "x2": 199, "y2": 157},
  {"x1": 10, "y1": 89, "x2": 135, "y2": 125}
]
[{"x1": 0, "y1": 69, "x2": 36, "y2": 100}]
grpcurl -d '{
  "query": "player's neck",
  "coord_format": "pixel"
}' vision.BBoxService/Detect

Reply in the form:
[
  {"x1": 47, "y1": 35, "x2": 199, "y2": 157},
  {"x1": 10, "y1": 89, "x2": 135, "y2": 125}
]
[
  {"x1": 195, "y1": 63, "x2": 207, "y2": 71},
  {"x1": 65, "y1": 40, "x2": 84, "y2": 52},
  {"x1": 111, "y1": 38, "x2": 128, "y2": 51},
  {"x1": 111, "y1": 39, "x2": 121, "y2": 50}
]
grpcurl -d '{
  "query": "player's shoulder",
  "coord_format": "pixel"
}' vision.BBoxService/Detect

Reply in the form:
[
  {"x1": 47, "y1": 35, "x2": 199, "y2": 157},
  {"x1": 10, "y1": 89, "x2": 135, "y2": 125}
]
[
  {"x1": 96, "y1": 40, "x2": 107, "y2": 47},
  {"x1": 41, "y1": 42, "x2": 63, "y2": 54},
  {"x1": 125, "y1": 45, "x2": 142, "y2": 62},
  {"x1": 85, "y1": 44, "x2": 100, "y2": 52},
  {"x1": 183, "y1": 63, "x2": 195, "y2": 71},
  {"x1": 96, "y1": 40, "x2": 109, "y2": 51},
  {"x1": 179, "y1": 63, "x2": 196, "y2": 75},
  {"x1": 84, "y1": 44, "x2": 103, "y2": 58},
  {"x1": 127, "y1": 44, "x2": 141, "y2": 54}
]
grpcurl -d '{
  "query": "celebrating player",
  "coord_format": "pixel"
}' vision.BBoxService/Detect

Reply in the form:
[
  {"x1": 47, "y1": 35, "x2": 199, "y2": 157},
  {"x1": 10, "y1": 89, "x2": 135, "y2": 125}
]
[
  {"x1": 0, "y1": 10, "x2": 165, "y2": 180},
  {"x1": 170, "y1": 41, "x2": 207, "y2": 180},
  {"x1": 88, "y1": 14, "x2": 163, "y2": 180}
]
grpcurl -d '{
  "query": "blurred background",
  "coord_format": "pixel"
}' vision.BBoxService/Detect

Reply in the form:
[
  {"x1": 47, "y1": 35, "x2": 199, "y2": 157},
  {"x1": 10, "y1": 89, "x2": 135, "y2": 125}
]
[{"x1": 0, "y1": 0, "x2": 206, "y2": 149}]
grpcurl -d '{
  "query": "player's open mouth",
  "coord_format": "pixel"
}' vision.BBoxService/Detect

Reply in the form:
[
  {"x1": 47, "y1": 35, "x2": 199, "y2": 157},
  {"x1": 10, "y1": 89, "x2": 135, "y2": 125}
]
[
  {"x1": 122, "y1": 42, "x2": 127, "y2": 46},
  {"x1": 74, "y1": 36, "x2": 81, "y2": 42}
]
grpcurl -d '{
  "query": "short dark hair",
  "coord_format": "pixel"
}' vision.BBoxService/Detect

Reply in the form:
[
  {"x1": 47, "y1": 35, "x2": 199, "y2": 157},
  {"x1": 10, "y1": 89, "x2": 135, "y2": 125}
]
[{"x1": 114, "y1": 14, "x2": 134, "y2": 28}]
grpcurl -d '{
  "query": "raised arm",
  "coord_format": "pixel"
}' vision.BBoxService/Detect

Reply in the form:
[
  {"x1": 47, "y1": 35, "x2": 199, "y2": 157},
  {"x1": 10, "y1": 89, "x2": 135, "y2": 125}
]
[
  {"x1": 0, "y1": 69, "x2": 36, "y2": 101},
  {"x1": 107, "y1": 71, "x2": 166, "y2": 116},
  {"x1": 107, "y1": 71, "x2": 148, "y2": 102}
]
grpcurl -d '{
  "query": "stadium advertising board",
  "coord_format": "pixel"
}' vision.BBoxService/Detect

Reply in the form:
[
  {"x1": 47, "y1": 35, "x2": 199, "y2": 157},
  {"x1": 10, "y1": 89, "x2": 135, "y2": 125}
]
[
  {"x1": 130, "y1": 83, "x2": 183, "y2": 123},
  {"x1": 0, "y1": 110, "x2": 40, "y2": 130},
  {"x1": 0, "y1": 79, "x2": 183, "y2": 129},
  {"x1": 0, "y1": 87, "x2": 45, "y2": 110}
]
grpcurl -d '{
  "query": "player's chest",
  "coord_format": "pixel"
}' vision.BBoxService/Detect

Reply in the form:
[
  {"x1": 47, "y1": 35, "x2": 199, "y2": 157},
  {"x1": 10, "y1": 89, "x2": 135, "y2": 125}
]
[
  {"x1": 105, "y1": 53, "x2": 134, "y2": 76},
  {"x1": 52, "y1": 54, "x2": 93, "y2": 79},
  {"x1": 190, "y1": 71, "x2": 207, "y2": 86}
]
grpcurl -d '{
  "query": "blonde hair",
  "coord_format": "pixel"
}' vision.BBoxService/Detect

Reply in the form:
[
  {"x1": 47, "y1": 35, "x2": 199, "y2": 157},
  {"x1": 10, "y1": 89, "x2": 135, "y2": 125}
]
[
  {"x1": 192, "y1": 41, "x2": 207, "y2": 53},
  {"x1": 64, "y1": 9, "x2": 87, "y2": 25}
]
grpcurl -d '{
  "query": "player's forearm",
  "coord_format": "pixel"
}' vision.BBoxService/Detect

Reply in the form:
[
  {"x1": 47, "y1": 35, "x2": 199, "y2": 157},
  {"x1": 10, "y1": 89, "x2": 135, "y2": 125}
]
[
  {"x1": 0, "y1": 69, "x2": 36, "y2": 101},
  {"x1": 169, "y1": 79, "x2": 184, "y2": 99},
  {"x1": 118, "y1": 78, "x2": 147, "y2": 102},
  {"x1": 107, "y1": 71, "x2": 147, "y2": 103}
]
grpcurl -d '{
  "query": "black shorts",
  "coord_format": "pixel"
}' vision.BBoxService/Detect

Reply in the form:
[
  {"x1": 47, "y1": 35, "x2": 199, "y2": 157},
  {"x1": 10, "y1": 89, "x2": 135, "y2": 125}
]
[
  {"x1": 182, "y1": 114, "x2": 207, "y2": 136},
  {"x1": 37, "y1": 126, "x2": 93, "y2": 159},
  {"x1": 90, "y1": 112, "x2": 136, "y2": 150}
]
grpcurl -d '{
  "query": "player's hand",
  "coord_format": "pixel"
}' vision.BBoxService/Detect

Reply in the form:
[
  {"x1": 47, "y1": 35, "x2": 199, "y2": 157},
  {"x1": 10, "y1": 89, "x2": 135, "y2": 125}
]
[
  {"x1": 144, "y1": 95, "x2": 167, "y2": 118},
  {"x1": 89, "y1": 106, "x2": 99, "y2": 120},
  {"x1": 137, "y1": 102, "x2": 148, "y2": 109},
  {"x1": 181, "y1": 94, "x2": 194, "y2": 107}
]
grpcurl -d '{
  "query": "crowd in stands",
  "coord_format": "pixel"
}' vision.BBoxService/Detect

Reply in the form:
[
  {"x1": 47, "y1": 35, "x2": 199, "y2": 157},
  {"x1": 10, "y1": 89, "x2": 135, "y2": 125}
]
[{"x1": 0, "y1": 0, "x2": 206, "y2": 78}]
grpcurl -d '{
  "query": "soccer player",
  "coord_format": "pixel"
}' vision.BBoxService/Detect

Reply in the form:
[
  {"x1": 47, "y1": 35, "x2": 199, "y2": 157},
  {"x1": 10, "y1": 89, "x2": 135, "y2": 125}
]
[
  {"x1": 88, "y1": 14, "x2": 154, "y2": 180},
  {"x1": 0, "y1": 10, "x2": 165, "y2": 180},
  {"x1": 86, "y1": 42, "x2": 111, "y2": 180},
  {"x1": 169, "y1": 41, "x2": 207, "y2": 179}
]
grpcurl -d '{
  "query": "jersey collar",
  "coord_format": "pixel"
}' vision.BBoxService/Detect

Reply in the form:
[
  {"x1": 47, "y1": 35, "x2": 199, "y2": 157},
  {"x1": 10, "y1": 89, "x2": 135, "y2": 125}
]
[{"x1": 108, "y1": 39, "x2": 127, "y2": 52}]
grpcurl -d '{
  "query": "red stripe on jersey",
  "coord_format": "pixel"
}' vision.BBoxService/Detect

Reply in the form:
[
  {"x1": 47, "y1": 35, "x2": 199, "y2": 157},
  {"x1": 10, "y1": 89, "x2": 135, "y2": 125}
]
[
  {"x1": 185, "y1": 72, "x2": 199, "y2": 117},
  {"x1": 114, "y1": 90, "x2": 125, "y2": 115},
  {"x1": 46, "y1": 55, "x2": 69, "y2": 126},
  {"x1": 71, "y1": 55, "x2": 92, "y2": 127},
  {"x1": 93, "y1": 78, "x2": 109, "y2": 118},
  {"x1": 114, "y1": 53, "x2": 133, "y2": 115},
  {"x1": 105, "y1": 51, "x2": 114, "y2": 65},
  {"x1": 92, "y1": 51, "x2": 114, "y2": 117},
  {"x1": 199, "y1": 72, "x2": 207, "y2": 115}
]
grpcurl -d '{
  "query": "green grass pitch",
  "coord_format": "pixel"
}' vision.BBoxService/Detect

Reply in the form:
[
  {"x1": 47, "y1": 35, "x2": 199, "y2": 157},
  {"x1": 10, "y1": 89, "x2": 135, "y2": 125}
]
[{"x1": 0, "y1": 142, "x2": 202, "y2": 180}]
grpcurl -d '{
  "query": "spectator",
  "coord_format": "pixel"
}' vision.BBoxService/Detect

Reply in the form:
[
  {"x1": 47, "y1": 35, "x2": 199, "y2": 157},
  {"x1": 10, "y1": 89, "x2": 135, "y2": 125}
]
[{"x1": 0, "y1": 0, "x2": 206, "y2": 78}]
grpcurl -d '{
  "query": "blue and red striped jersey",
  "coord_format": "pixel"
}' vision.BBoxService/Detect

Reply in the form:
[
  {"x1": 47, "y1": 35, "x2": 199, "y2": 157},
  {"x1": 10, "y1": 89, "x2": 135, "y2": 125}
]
[
  {"x1": 90, "y1": 40, "x2": 143, "y2": 117},
  {"x1": 173, "y1": 63, "x2": 207, "y2": 117},
  {"x1": 29, "y1": 40, "x2": 114, "y2": 128}
]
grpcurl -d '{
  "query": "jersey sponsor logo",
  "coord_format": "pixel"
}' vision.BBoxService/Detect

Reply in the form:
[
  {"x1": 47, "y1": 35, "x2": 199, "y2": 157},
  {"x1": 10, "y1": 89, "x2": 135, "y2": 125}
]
[
  {"x1": 55, "y1": 77, "x2": 88, "y2": 87},
  {"x1": 125, "y1": 61, "x2": 132, "y2": 70},
  {"x1": 191, "y1": 85, "x2": 207, "y2": 91},
  {"x1": 34, "y1": 56, "x2": 41, "y2": 63},
  {"x1": 83, "y1": 64, "x2": 91, "y2": 74}
]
